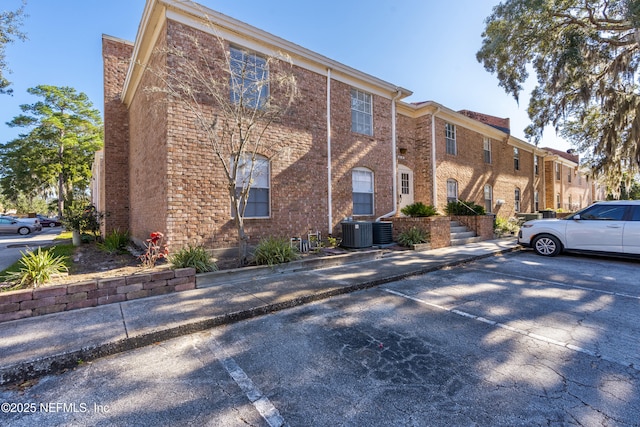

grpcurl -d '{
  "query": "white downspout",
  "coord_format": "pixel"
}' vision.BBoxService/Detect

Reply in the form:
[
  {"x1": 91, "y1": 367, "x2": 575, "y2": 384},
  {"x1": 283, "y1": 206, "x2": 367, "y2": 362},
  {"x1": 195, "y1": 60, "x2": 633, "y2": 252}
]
[
  {"x1": 431, "y1": 107, "x2": 440, "y2": 209},
  {"x1": 327, "y1": 68, "x2": 333, "y2": 235},
  {"x1": 376, "y1": 89, "x2": 403, "y2": 221}
]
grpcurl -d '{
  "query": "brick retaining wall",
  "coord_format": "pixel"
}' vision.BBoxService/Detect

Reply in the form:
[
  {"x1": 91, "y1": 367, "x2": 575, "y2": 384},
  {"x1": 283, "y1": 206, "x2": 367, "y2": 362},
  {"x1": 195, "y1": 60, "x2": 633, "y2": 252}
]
[
  {"x1": 387, "y1": 216, "x2": 451, "y2": 249},
  {"x1": 0, "y1": 268, "x2": 196, "y2": 324}
]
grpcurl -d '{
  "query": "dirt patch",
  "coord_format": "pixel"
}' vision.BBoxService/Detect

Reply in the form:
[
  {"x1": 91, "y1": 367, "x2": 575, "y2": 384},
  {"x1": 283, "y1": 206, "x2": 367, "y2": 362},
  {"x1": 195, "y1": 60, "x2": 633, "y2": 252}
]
[{"x1": 45, "y1": 242, "x2": 167, "y2": 287}]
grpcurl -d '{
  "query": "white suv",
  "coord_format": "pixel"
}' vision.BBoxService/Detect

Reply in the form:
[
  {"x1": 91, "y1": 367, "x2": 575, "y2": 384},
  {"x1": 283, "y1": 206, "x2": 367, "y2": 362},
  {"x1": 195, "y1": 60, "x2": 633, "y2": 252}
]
[{"x1": 518, "y1": 201, "x2": 640, "y2": 257}]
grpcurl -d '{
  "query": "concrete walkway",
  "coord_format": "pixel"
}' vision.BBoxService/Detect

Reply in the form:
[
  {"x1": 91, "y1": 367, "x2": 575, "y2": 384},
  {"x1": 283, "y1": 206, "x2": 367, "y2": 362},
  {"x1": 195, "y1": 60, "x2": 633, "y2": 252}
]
[{"x1": 0, "y1": 238, "x2": 519, "y2": 385}]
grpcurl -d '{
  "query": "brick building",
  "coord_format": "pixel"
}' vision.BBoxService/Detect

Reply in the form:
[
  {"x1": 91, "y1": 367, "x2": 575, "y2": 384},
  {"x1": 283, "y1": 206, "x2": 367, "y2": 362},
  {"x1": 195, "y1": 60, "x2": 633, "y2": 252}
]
[{"x1": 97, "y1": 0, "x2": 601, "y2": 249}]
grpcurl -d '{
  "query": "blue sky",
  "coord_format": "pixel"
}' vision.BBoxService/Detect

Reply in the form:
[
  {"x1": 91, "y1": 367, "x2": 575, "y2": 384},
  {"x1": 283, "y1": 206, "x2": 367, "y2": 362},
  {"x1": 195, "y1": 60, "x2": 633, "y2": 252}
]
[{"x1": 1, "y1": 0, "x2": 571, "y2": 151}]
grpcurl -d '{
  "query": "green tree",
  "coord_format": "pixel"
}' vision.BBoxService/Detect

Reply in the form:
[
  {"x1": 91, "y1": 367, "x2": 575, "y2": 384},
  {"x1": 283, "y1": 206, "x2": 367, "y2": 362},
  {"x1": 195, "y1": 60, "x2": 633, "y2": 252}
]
[
  {"x1": 0, "y1": 0, "x2": 27, "y2": 95},
  {"x1": 477, "y1": 0, "x2": 640, "y2": 194},
  {"x1": 2, "y1": 85, "x2": 103, "y2": 216}
]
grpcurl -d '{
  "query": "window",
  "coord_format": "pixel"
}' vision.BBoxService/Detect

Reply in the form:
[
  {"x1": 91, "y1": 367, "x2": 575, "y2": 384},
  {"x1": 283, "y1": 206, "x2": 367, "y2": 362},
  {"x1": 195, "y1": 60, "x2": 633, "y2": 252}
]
[
  {"x1": 555, "y1": 163, "x2": 561, "y2": 180},
  {"x1": 483, "y1": 138, "x2": 491, "y2": 164},
  {"x1": 447, "y1": 179, "x2": 458, "y2": 203},
  {"x1": 401, "y1": 172, "x2": 410, "y2": 196},
  {"x1": 568, "y1": 169, "x2": 572, "y2": 183},
  {"x1": 579, "y1": 205, "x2": 627, "y2": 221},
  {"x1": 515, "y1": 187, "x2": 521, "y2": 212},
  {"x1": 513, "y1": 147, "x2": 520, "y2": 171},
  {"x1": 534, "y1": 191, "x2": 539, "y2": 212},
  {"x1": 445, "y1": 123, "x2": 456, "y2": 155},
  {"x1": 556, "y1": 193, "x2": 561, "y2": 209},
  {"x1": 484, "y1": 184, "x2": 493, "y2": 213},
  {"x1": 232, "y1": 154, "x2": 270, "y2": 218},
  {"x1": 534, "y1": 156, "x2": 539, "y2": 175},
  {"x1": 630, "y1": 206, "x2": 640, "y2": 221},
  {"x1": 352, "y1": 168, "x2": 374, "y2": 215},
  {"x1": 351, "y1": 89, "x2": 373, "y2": 136},
  {"x1": 230, "y1": 46, "x2": 268, "y2": 109}
]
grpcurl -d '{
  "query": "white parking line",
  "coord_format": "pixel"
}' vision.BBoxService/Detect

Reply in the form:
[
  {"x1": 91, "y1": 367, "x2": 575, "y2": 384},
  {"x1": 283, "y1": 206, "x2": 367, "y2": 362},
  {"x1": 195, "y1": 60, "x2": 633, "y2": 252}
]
[
  {"x1": 383, "y1": 288, "x2": 634, "y2": 369},
  {"x1": 465, "y1": 268, "x2": 640, "y2": 301},
  {"x1": 205, "y1": 338, "x2": 289, "y2": 427}
]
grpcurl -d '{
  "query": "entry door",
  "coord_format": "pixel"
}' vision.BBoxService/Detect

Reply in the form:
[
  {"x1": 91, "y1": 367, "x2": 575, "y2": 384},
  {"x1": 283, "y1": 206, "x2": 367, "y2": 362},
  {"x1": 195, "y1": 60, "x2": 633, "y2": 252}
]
[{"x1": 398, "y1": 165, "x2": 414, "y2": 213}]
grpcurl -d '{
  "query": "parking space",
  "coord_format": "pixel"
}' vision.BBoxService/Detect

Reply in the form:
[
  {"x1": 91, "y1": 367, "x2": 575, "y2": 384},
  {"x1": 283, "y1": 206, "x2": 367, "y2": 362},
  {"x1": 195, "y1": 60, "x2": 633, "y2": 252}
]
[{"x1": 1, "y1": 251, "x2": 639, "y2": 426}]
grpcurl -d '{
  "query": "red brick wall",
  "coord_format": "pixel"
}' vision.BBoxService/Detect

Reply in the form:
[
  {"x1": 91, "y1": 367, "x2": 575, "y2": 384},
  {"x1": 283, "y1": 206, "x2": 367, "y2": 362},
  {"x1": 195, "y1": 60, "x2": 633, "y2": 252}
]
[
  {"x1": 127, "y1": 26, "x2": 170, "y2": 246},
  {"x1": 120, "y1": 19, "x2": 397, "y2": 249},
  {"x1": 389, "y1": 216, "x2": 451, "y2": 249},
  {"x1": 433, "y1": 115, "x2": 533, "y2": 219},
  {"x1": 102, "y1": 37, "x2": 133, "y2": 235},
  {"x1": 329, "y1": 79, "x2": 394, "y2": 229}
]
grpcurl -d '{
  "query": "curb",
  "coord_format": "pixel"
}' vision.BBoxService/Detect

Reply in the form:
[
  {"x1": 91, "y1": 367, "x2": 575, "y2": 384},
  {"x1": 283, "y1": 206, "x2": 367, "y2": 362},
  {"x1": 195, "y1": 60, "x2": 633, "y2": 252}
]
[{"x1": 0, "y1": 245, "x2": 519, "y2": 385}]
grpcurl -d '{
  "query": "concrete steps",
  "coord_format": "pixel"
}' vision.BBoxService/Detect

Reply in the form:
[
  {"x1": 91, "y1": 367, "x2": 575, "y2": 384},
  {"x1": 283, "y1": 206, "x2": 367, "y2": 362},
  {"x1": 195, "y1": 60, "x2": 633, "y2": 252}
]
[{"x1": 450, "y1": 221, "x2": 483, "y2": 246}]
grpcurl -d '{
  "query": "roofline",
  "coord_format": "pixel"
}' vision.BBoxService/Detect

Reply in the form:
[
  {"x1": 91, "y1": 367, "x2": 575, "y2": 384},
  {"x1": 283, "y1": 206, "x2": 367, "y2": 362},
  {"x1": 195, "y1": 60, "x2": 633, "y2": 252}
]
[{"x1": 121, "y1": 0, "x2": 412, "y2": 105}]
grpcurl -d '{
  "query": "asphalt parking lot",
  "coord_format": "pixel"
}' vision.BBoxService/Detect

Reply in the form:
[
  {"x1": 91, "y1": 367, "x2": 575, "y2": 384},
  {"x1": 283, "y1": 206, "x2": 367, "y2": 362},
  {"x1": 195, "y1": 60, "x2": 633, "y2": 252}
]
[{"x1": 1, "y1": 250, "x2": 639, "y2": 426}]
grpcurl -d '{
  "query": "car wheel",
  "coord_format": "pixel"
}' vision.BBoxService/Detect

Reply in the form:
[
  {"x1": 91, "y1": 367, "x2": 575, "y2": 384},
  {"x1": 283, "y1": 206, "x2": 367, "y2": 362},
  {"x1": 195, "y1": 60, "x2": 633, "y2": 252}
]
[
  {"x1": 18, "y1": 227, "x2": 30, "y2": 236},
  {"x1": 532, "y1": 234, "x2": 562, "y2": 257}
]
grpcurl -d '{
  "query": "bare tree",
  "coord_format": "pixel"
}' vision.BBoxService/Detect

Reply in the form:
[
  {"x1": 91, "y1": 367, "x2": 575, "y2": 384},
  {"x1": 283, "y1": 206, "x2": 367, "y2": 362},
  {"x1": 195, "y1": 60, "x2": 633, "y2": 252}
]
[{"x1": 143, "y1": 17, "x2": 298, "y2": 265}]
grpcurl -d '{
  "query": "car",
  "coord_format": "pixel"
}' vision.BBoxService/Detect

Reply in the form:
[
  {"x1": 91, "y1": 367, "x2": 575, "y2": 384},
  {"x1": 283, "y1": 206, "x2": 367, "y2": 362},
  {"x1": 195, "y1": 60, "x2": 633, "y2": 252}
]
[
  {"x1": 518, "y1": 200, "x2": 640, "y2": 257},
  {"x1": 0, "y1": 216, "x2": 41, "y2": 235},
  {"x1": 36, "y1": 215, "x2": 62, "y2": 227}
]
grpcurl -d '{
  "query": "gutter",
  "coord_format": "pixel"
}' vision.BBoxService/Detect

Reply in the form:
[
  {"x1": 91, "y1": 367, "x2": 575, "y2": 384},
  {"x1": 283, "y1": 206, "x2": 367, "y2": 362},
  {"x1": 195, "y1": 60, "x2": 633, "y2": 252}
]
[
  {"x1": 327, "y1": 68, "x2": 333, "y2": 235},
  {"x1": 431, "y1": 107, "x2": 440, "y2": 208},
  {"x1": 376, "y1": 90, "x2": 404, "y2": 221}
]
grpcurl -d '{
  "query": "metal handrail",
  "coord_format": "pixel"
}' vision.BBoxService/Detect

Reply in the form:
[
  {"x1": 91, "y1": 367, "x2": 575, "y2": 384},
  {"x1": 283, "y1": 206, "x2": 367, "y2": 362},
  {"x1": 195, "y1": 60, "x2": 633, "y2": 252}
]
[{"x1": 456, "y1": 199, "x2": 479, "y2": 215}]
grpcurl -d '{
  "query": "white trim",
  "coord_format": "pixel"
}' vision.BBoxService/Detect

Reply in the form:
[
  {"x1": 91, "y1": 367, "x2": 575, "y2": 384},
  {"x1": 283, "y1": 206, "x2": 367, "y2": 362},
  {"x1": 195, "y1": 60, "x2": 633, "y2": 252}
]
[
  {"x1": 122, "y1": 0, "x2": 412, "y2": 105},
  {"x1": 327, "y1": 68, "x2": 332, "y2": 235}
]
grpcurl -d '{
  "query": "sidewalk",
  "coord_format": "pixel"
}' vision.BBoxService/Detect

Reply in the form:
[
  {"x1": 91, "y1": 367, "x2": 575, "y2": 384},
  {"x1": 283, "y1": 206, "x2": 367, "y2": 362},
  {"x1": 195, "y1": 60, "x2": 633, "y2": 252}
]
[{"x1": 0, "y1": 238, "x2": 519, "y2": 385}]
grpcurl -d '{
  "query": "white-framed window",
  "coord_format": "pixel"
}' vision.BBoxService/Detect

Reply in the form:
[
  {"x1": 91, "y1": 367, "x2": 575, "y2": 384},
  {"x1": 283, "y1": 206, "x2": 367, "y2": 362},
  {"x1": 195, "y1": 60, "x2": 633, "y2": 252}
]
[
  {"x1": 351, "y1": 88, "x2": 373, "y2": 136},
  {"x1": 534, "y1": 191, "x2": 539, "y2": 212},
  {"x1": 567, "y1": 168, "x2": 572, "y2": 183},
  {"x1": 352, "y1": 168, "x2": 374, "y2": 215},
  {"x1": 445, "y1": 123, "x2": 456, "y2": 155},
  {"x1": 447, "y1": 178, "x2": 458, "y2": 203},
  {"x1": 230, "y1": 46, "x2": 268, "y2": 109},
  {"x1": 555, "y1": 163, "x2": 561, "y2": 180},
  {"x1": 483, "y1": 138, "x2": 491, "y2": 164},
  {"x1": 534, "y1": 156, "x2": 539, "y2": 175},
  {"x1": 484, "y1": 184, "x2": 493, "y2": 213},
  {"x1": 515, "y1": 187, "x2": 521, "y2": 212},
  {"x1": 401, "y1": 172, "x2": 410, "y2": 196},
  {"x1": 513, "y1": 147, "x2": 520, "y2": 171},
  {"x1": 556, "y1": 193, "x2": 561, "y2": 208},
  {"x1": 232, "y1": 154, "x2": 270, "y2": 218}
]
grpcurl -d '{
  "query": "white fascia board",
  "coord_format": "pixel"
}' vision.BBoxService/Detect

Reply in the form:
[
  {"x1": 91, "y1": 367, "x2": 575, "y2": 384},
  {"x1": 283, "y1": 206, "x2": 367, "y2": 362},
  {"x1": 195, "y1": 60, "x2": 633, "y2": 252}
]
[
  {"x1": 507, "y1": 136, "x2": 539, "y2": 154},
  {"x1": 398, "y1": 100, "x2": 509, "y2": 141},
  {"x1": 123, "y1": 0, "x2": 412, "y2": 103},
  {"x1": 122, "y1": 0, "x2": 167, "y2": 105}
]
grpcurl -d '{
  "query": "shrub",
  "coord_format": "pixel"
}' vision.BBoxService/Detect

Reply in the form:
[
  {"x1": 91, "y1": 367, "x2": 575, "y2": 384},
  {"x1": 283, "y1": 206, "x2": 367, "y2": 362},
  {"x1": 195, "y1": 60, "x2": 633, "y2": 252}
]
[
  {"x1": 253, "y1": 237, "x2": 300, "y2": 266},
  {"x1": 170, "y1": 245, "x2": 217, "y2": 273},
  {"x1": 400, "y1": 202, "x2": 438, "y2": 217},
  {"x1": 397, "y1": 227, "x2": 430, "y2": 247},
  {"x1": 98, "y1": 229, "x2": 130, "y2": 254},
  {"x1": 445, "y1": 200, "x2": 486, "y2": 216},
  {"x1": 139, "y1": 232, "x2": 169, "y2": 268},
  {"x1": 4, "y1": 248, "x2": 69, "y2": 288},
  {"x1": 494, "y1": 217, "x2": 520, "y2": 236}
]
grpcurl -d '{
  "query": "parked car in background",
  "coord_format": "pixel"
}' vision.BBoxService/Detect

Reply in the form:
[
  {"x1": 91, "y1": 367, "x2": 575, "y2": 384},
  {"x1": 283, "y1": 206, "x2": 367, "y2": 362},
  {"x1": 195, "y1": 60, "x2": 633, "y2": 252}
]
[
  {"x1": 0, "y1": 216, "x2": 41, "y2": 235},
  {"x1": 518, "y1": 200, "x2": 640, "y2": 257},
  {"x1": 36, "y1": 214, "x2": 62, "y2": 227},
  {"x1": 13, "y1": 216, "x2": 43, "y2": 232}
]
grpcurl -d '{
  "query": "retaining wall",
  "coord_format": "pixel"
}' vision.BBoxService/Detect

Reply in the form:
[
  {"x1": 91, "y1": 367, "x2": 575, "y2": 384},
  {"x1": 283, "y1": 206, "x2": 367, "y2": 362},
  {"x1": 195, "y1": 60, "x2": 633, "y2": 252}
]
[{"x1": 0, "y1": 268, "x2": 196, "y2": 324}]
